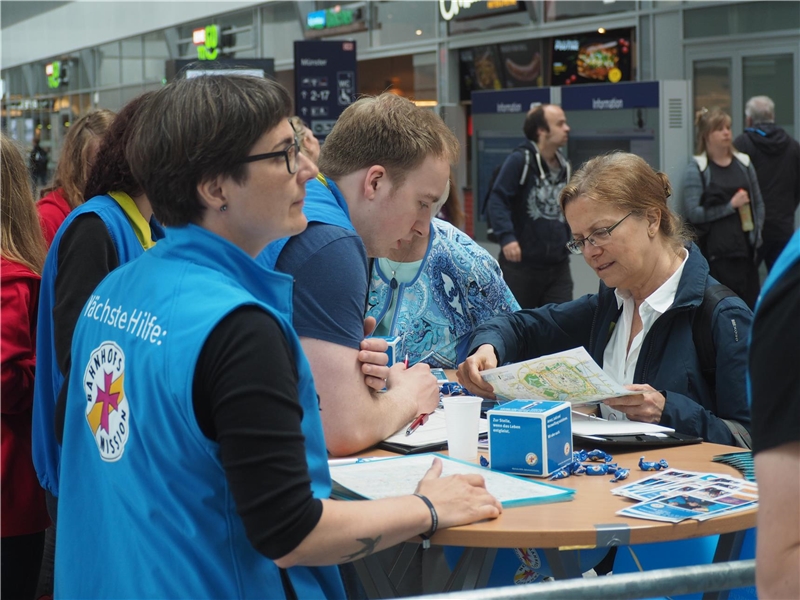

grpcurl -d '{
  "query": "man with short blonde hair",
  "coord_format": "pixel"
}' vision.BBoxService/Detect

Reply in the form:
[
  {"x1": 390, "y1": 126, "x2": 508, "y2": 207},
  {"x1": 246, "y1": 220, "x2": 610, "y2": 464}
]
[{"x1": 259, "y1": 93, "x2": 455, "y2": 456}]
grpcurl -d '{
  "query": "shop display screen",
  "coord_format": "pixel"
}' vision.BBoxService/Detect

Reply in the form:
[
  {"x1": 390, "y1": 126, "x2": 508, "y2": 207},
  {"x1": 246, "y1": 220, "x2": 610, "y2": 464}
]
[
  {"x1": 551, "y1": 29, "x2": 632, "y2": 86},
  {"x1": 459, "y1": 40, "x2": 544, "y2": 100}
]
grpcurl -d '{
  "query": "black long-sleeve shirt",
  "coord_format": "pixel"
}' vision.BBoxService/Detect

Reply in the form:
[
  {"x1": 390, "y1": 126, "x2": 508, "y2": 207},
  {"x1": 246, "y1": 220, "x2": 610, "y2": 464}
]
[{"x1": 54, "y1": 215, "x2": 322, "y2": 559}]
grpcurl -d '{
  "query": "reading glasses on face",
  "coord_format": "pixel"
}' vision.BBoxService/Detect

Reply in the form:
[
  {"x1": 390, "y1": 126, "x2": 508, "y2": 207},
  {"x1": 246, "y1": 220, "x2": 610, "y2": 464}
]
[
  {"x1": 238, "y1": 133, "x2": 301, "y2": 175},
  {"x1": 566, "y1": 212, "x2": 634, "y2": 255}
]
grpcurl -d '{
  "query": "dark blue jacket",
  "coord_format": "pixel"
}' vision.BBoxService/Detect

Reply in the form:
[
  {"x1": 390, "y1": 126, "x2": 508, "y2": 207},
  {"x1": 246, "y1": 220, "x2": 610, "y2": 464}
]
[
  {"x1": 486, "y1": 140, "x2": 571, "y2": 265},
  {"x1": 468, "y1": 244, "x2": 752, "y2": 445}
]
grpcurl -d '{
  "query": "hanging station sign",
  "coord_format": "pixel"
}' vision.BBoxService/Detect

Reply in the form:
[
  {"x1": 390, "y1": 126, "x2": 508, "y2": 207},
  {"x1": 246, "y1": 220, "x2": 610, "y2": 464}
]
[{"x1": 193, "y1": 25, "x2": 221, "y2": 61}]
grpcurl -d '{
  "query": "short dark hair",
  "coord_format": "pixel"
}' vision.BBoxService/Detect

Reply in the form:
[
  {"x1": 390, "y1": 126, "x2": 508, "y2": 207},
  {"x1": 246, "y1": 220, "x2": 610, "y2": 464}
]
[
  {"x1": 126, "y1": 75, "x2": 292, "y2": 227},
  {"x1": 523, "y1": 104, "x2": 550, "y2": 142},
  {"x1": 84, "y1": 95, "x2": 153, "y2": 200}
]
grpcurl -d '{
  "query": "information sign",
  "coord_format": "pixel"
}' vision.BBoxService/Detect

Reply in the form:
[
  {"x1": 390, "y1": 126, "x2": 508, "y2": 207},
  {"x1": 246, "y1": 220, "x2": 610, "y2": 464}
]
[{"x1": 294, "y1": 41, "x2": 357, "y2": 139}]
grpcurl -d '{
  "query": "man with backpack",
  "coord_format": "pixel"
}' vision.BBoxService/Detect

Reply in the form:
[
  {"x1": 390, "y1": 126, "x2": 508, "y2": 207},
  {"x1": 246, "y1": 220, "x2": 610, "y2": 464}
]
[{"x1": 486, "y1": 104, "x2": 573, "y2": 308}]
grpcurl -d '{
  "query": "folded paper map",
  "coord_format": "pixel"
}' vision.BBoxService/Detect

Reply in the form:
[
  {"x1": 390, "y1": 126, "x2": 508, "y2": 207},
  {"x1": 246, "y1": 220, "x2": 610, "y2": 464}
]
[{"x1": 480, "y1": 347, "x2": 637, "y2": 405}]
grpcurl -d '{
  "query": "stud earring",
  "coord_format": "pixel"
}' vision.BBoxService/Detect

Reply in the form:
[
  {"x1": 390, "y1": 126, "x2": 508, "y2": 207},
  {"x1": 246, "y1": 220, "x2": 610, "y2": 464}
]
[{"x1": 220, "y1": 205, "x2": 228, "y2": 212}]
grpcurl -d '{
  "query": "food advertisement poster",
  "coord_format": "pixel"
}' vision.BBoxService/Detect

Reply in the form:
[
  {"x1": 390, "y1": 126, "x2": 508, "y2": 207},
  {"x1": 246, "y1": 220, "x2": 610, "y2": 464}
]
[
  {"x1": 498, "y1": 40, "x2": 543, "y2": 88},
  {"x1": 460, "y1": 40, "x2": 544, "y2": 100},
  {"x1": 551, "y1": 29, "x2": 632, "y2": 86}
]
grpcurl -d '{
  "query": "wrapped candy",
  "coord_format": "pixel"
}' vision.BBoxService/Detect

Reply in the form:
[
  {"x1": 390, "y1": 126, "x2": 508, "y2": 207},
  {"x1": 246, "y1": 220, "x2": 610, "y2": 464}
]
[
  {"x1": 610, "y1": 468, "x2": 630, "y2": 482},
  {"x1": 586, "y1": 449, "x2": 614, "y2": 463},
  {"x1": 440, "y1": 382, "x2": 466, "y2": 396},
  {"x1": 638, "y1": 456, "x2": 669, "y2": 471},
  {"x1": 584, "y1": 464, "x2": 610, "y2": 475},
  {"x1": 548, "y1": 468, "x2": 571, "y2": 480}
]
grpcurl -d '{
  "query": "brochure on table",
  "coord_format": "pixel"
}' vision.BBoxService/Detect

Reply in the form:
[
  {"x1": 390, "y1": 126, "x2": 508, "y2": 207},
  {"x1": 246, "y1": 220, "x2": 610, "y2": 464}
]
[
  {"x1": 613, "y1": 468, "x2": 758, "y2": 523},
  {"x1": 329, "y1": 453, "x2": 574, "y2": 508},
  {"x1": 480, "y1": 347, "x2": 637, "y2": 405}
]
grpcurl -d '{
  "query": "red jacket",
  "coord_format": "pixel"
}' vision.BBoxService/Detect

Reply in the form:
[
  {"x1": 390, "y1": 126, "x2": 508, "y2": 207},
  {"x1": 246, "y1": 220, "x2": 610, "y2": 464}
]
[
  {"x1": 38, "y1": 188, "x2": 71, "y2": 248},
  {"x1": 1, "y1": 257, "x2": 50, "y2": 536}
]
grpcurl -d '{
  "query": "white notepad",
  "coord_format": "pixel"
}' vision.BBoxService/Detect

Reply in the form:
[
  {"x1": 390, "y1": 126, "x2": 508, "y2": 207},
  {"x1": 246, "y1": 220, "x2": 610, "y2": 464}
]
[{"x1": 329, "y1": 453, "x2": 574, "y2": 507}]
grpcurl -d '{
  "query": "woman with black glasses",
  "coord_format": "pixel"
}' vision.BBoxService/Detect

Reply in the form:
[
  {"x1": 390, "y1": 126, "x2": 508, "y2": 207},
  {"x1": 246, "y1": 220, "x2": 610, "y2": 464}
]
[{"x1": 457, "y1": 152, "x2": 752, "y2": 446}]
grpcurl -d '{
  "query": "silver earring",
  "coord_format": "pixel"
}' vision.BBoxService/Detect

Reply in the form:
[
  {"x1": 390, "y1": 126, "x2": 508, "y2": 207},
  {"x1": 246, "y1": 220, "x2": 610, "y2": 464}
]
[{"x1": 220, "y1": 205, "x2": 228, "y2": 212}]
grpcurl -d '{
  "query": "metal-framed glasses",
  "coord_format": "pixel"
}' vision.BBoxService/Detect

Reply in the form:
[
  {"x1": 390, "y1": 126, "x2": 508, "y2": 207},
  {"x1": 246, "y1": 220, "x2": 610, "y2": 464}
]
[
  {"x1": 238, "y1": 132, "x2": 301, "y2": 174},
  {"x1": 565, "y1": 212, "x2": 633, "y2": 255}
]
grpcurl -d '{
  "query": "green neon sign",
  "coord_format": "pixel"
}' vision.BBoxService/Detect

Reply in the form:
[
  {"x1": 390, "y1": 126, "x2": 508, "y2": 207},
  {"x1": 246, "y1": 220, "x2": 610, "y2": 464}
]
[
  {"x1": 46, "y1": 61, "x2": 61, "y2": 89},
  {"x1": 197, "y1": 25, "x2": 220, "y2": 61}
]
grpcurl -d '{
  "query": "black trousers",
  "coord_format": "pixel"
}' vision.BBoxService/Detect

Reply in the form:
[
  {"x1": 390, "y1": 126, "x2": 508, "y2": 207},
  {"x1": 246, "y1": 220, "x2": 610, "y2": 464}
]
[
  {"x1": 499, "y1": 256, "x2": 573, "y2": 309},
  {"x1": 2, "y1": 531, "x2": 45, "y2": 600}
]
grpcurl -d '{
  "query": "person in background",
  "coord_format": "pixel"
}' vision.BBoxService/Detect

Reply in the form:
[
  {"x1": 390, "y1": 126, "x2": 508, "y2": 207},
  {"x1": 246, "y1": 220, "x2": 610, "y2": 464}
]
[
  {"x1": 55, "y1": 73, "x2": 501, "y2": 600},
  {"x1": 459, "y1": 152, "x2": 752, "y2": 447},
  {"x1": 749, "y1": 229, "x2": 800, "y2": 600},
  {"x1": 290, "y1": 115, "x2": 321, "y2": 163},
  {"x1": 259, "y1": 94, "x2": 453, "y2": 457},
  {"x1": 37, "y1": 109, "x2": 115, "y2": 246},
  {"x1": 32, "y1": 92, "x2": 164, "y2": 524},
  {"x1": 1, "y1": 133, "x2": 51, "y2": 600},
  {"x1": 734, "y1": 95, "x2": 800, "y2": 272},
  {"x1": 436, "y1": 174, "x2": 466, "y2": 230},
  {"x1": 29, "y1": 133, "x2": 49, "y2": 191},
  {"x1": 486, "y1": 104, "x2": 573, "y2": 309},
  {"x1": 366, "y1": 178, "x2": 519, "y2": 369},
  {"x1": 683, "y1": 107, "x2": 764, "y2": 309}
]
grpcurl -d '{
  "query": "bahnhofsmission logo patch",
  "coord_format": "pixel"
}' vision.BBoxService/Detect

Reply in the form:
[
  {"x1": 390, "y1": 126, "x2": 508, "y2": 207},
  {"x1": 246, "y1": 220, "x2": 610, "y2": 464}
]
[{"x1": 83, "y1": 341, "x2": 130, "y2": 461}]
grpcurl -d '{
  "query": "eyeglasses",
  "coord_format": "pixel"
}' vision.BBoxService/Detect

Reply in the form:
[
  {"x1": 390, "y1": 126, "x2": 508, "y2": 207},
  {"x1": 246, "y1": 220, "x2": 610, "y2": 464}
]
[
  {"x1": 566, "y1": 212, "x2": 633, "y2": 255},
  {"x1": 238, "y1": 132, "x2": 301, "y2": 175}
]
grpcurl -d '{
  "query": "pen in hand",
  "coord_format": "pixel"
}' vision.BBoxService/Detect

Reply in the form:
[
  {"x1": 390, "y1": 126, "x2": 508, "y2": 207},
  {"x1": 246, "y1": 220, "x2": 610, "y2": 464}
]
[
  {"x1": 404, "y1": 353, "x2": 409, "y2": 368},
  {"x1": 405, "y1": 412, "x2": 430, "y2": 436}
]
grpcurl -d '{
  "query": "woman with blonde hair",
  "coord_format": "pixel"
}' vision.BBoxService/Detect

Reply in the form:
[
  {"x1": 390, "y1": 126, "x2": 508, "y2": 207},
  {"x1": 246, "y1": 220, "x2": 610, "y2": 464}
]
[
  {"x1": 682, "y1": 107, "x2": 764, "y2": 308},
  {"x1": 38, "y1": 109, "x2": 115, "y2": 245},
  {"x1": 459, "y1": 152, "x2": 752, "y2": 446},
  {"x1": 289, "y1": 115, "x2": 321, "y2": 163},
  {"x1": 1, "y1": 133, "x2": 51, "y2": 599}
]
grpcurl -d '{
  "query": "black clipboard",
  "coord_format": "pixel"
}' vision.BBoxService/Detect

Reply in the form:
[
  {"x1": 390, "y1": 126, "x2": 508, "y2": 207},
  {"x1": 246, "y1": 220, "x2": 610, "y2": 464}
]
[
  {"x1": 376, "y1": 440, "x2": 448, "y2": 455},
  {"x1": 574, "y1": 431, "x2": 703, "y2": 448}
]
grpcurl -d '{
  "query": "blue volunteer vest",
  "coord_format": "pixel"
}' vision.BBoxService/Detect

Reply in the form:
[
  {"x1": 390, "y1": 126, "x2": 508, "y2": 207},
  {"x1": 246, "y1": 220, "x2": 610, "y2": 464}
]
[
  {"x1": 258, "y1": 175, "x2": 355, "y2": 270},
  {"x1": 56, "y1": 225, "x2": 344, "y2": 599},
  {"x1": 32, "y1": 193, "x2": 164, "y2": 497}
]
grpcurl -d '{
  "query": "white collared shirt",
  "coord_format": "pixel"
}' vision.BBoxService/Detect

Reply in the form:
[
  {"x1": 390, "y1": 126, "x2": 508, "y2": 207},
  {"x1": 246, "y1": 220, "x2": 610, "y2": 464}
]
[{"x1": 600, "y1": 249, "x2": 689, "y2": 420}]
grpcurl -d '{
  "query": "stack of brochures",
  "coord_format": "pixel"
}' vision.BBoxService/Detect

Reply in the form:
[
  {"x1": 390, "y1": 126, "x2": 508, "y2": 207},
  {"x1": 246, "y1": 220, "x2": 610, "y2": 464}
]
[
  {"x1": 613, "y1": 468, "x2": 758, "y2": 523},
  {"x1": 329, "y1": 454, "x2": 574, "y2": 507}
]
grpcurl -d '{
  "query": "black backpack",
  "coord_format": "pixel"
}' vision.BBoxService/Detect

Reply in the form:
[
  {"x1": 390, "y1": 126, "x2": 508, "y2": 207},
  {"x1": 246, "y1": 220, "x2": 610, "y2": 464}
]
[
  {"x1": 692, "y1": 283, "x2": 752, "y2": 448},
  {"x1": 483, "y1": 148, "x2": 531, "y2": 243}
]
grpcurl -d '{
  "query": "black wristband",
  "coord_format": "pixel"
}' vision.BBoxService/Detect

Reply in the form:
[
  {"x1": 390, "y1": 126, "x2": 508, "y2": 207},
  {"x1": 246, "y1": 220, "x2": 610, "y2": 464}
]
[{"x1": 413, "y1": 493, "x2": 438, "y2": 549}]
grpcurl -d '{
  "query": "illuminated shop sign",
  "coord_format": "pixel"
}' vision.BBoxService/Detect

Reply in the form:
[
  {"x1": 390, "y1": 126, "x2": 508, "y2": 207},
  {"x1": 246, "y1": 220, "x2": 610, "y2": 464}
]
[
  {"x1": 440, "y1": 0, "x2": 522, "y2": 22},
  {"x1": 307, "y1": 6, "x2": 356, "y2": 30},
  {"x1": 193, "y1": 25, "x2": 220, "y2": 61},
  {"x1": 45, "y1": 61, "x2": 61, "y2": 89}
]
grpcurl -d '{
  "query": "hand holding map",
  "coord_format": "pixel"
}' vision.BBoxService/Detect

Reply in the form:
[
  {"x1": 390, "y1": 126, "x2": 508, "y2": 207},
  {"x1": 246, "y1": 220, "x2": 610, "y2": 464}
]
[{"x1": 479, "y1": 347, "x2": 638, "y2": 405}]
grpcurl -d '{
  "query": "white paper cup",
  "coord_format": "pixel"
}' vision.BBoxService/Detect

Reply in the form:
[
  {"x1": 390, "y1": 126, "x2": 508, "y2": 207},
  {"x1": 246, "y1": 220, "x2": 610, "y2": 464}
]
[{"x1": 442, "y1": 396, "x2": 483, "y2": 461}]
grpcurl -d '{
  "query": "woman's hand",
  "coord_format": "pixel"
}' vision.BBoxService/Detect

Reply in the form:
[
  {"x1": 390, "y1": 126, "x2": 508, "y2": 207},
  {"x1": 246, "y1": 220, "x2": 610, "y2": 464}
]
[
  {"x1": 730, "y1": 188, "x2": 750, "y2": 209},
  {"x1": 456, "y1": 344, "x2": 498, "y2": 398},
  {"x1": 415, "y1": 457, "x2": 502, "y2": 529},
  {"x1": 603, "y1": 383, "x2": 665, "y2": 423}
]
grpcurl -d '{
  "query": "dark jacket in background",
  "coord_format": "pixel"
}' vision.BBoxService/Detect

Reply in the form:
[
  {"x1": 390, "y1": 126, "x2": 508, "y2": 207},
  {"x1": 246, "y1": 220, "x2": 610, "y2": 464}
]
[
  {"x1": 734, "y1": 123, "x2": 800, "y2": 243},
  {"x1": 467, "y1": 244, "x2": 752, "y2": 446},
  {"x1": 486, "y1": 140, "x2": 571, "y2": 265}
]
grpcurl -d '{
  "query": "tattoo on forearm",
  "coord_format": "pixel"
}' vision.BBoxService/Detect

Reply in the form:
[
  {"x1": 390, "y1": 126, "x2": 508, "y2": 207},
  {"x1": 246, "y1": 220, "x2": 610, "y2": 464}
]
[{"x1": 342, "y1": 536, "x2": 382, "y2": 561}]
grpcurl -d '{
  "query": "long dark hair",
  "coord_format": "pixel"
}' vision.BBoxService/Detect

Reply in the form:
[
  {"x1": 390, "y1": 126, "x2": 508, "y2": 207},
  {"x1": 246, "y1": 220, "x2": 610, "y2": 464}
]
[{"x1": 84, "y1": 93, "x2": 155, "y2": 200}]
